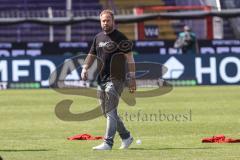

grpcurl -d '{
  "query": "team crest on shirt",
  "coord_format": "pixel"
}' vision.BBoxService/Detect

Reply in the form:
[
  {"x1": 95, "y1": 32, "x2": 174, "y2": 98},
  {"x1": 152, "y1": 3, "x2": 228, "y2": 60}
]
[{"x1": 98, "y1": 42, "x2": 109, "y2": 47}]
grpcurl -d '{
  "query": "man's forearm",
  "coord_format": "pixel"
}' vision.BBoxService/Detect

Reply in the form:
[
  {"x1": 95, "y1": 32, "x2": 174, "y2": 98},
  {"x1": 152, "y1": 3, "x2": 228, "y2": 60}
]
[
  {"x1": 83, "y1": 54, "x2": 95, "y2": 70},
  {"x1": 126, "y1": 53, "x2": 136, "y2": 78},
  {"x1": 128, "y1": 63, "x2": 136, "y2": 78},
  {"x1": 125, "y1": 52, "x2": 136, "y2": 92}
]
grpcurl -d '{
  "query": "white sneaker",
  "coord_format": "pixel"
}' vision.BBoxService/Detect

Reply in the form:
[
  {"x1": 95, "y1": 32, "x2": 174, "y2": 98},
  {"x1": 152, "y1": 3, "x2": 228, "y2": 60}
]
[
  {"x1": 119, "y1": 136, "x2": 133, "y2": 149},
  {"x1": 92, "y1": 143, "x2": 112, "y2": 150}
]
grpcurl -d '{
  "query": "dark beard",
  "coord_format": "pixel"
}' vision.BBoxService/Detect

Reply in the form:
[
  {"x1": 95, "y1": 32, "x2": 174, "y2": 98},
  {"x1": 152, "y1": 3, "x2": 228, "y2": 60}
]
[{"x1": 103, "y1": 26, "x2": 113, "y2": 34}]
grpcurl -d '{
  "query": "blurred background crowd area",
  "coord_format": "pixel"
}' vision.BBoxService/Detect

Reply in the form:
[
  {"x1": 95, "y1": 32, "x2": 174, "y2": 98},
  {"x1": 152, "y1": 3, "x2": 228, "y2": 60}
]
[{"x1": 0, "y1": 0, "x2": 239, "y2": 42}]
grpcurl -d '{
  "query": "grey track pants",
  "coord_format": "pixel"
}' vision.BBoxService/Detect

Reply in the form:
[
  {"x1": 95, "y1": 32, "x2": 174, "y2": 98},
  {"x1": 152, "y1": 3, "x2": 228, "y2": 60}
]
[{"x1": 97, "y1": 80, "x2": 130, "y2": 146}]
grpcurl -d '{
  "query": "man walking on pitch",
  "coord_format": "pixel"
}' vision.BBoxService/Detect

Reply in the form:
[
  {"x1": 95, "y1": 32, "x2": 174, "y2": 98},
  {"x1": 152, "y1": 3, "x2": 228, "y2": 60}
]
[{"x1": 81, "y1": 9, "x2": 136, "y2": 150}]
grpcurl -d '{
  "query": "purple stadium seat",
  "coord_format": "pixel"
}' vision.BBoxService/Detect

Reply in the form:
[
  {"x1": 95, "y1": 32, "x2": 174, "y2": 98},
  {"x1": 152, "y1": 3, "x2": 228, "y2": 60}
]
[{"x1": 0, "y1": 0, "x2": 102, "y2": 42}]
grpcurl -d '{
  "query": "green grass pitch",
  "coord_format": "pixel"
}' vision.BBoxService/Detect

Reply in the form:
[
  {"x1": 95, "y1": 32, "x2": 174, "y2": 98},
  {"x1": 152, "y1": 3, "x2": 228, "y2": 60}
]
[{"x1": 0, "y1": 86, "x2": 240, "y2": 160}]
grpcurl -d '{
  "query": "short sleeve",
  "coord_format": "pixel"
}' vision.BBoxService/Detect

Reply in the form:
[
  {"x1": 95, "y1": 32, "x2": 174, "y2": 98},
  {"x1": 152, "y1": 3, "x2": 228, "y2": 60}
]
[
  {"x1": 118, "y1": 33, "x2": 133, "y2": 53},
  {"x1": 89, "y1": 36, "x2": 97, "y2": 55}
]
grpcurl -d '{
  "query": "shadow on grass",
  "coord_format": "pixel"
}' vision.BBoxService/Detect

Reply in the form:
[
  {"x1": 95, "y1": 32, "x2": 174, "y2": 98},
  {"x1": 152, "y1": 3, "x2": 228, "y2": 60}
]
[
  {"x1": 129, "y1": 147, "x2": 220, "y2": 151},
  {"x1": 0, "y1": 149, "x2": 53, "y2": 152}
]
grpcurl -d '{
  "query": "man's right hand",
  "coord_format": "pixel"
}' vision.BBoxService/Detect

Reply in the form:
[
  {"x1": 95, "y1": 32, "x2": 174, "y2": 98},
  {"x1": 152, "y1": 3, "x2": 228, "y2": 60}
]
[{"x1": 81, "y1": 68, "x2": 88, "y2": 81}]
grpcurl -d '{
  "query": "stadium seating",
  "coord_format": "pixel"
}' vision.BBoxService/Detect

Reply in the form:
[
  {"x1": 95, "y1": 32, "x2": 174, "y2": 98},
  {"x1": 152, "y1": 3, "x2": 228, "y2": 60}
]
[
  {"x1": 163, "y1": 0, "x2": 176, "y2": 6},
  {"x1": 0, "y1": 0, "x2": 102, "y2": 42},
  {"x1": 221, "y1": 0, "x2": 239, "y2": 39},
  {"x1": 174, "y1": 0, "x2": 206, "y2": 39},
  {"x1": 0, "y1": 0, "x2": 237, "y2": 42},
  {"x1": 100, "y1": 0, "x2": 176, "y2": 40}
]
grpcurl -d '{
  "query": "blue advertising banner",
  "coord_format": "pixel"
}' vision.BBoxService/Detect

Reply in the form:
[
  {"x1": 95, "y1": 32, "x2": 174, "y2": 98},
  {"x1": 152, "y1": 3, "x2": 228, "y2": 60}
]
[
  {"x1": 135, "y1": 54, "x2": 240, "y2": 85},
  {"x1": 0, "y1": 54, "x2": 239, "y2": 88}
]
